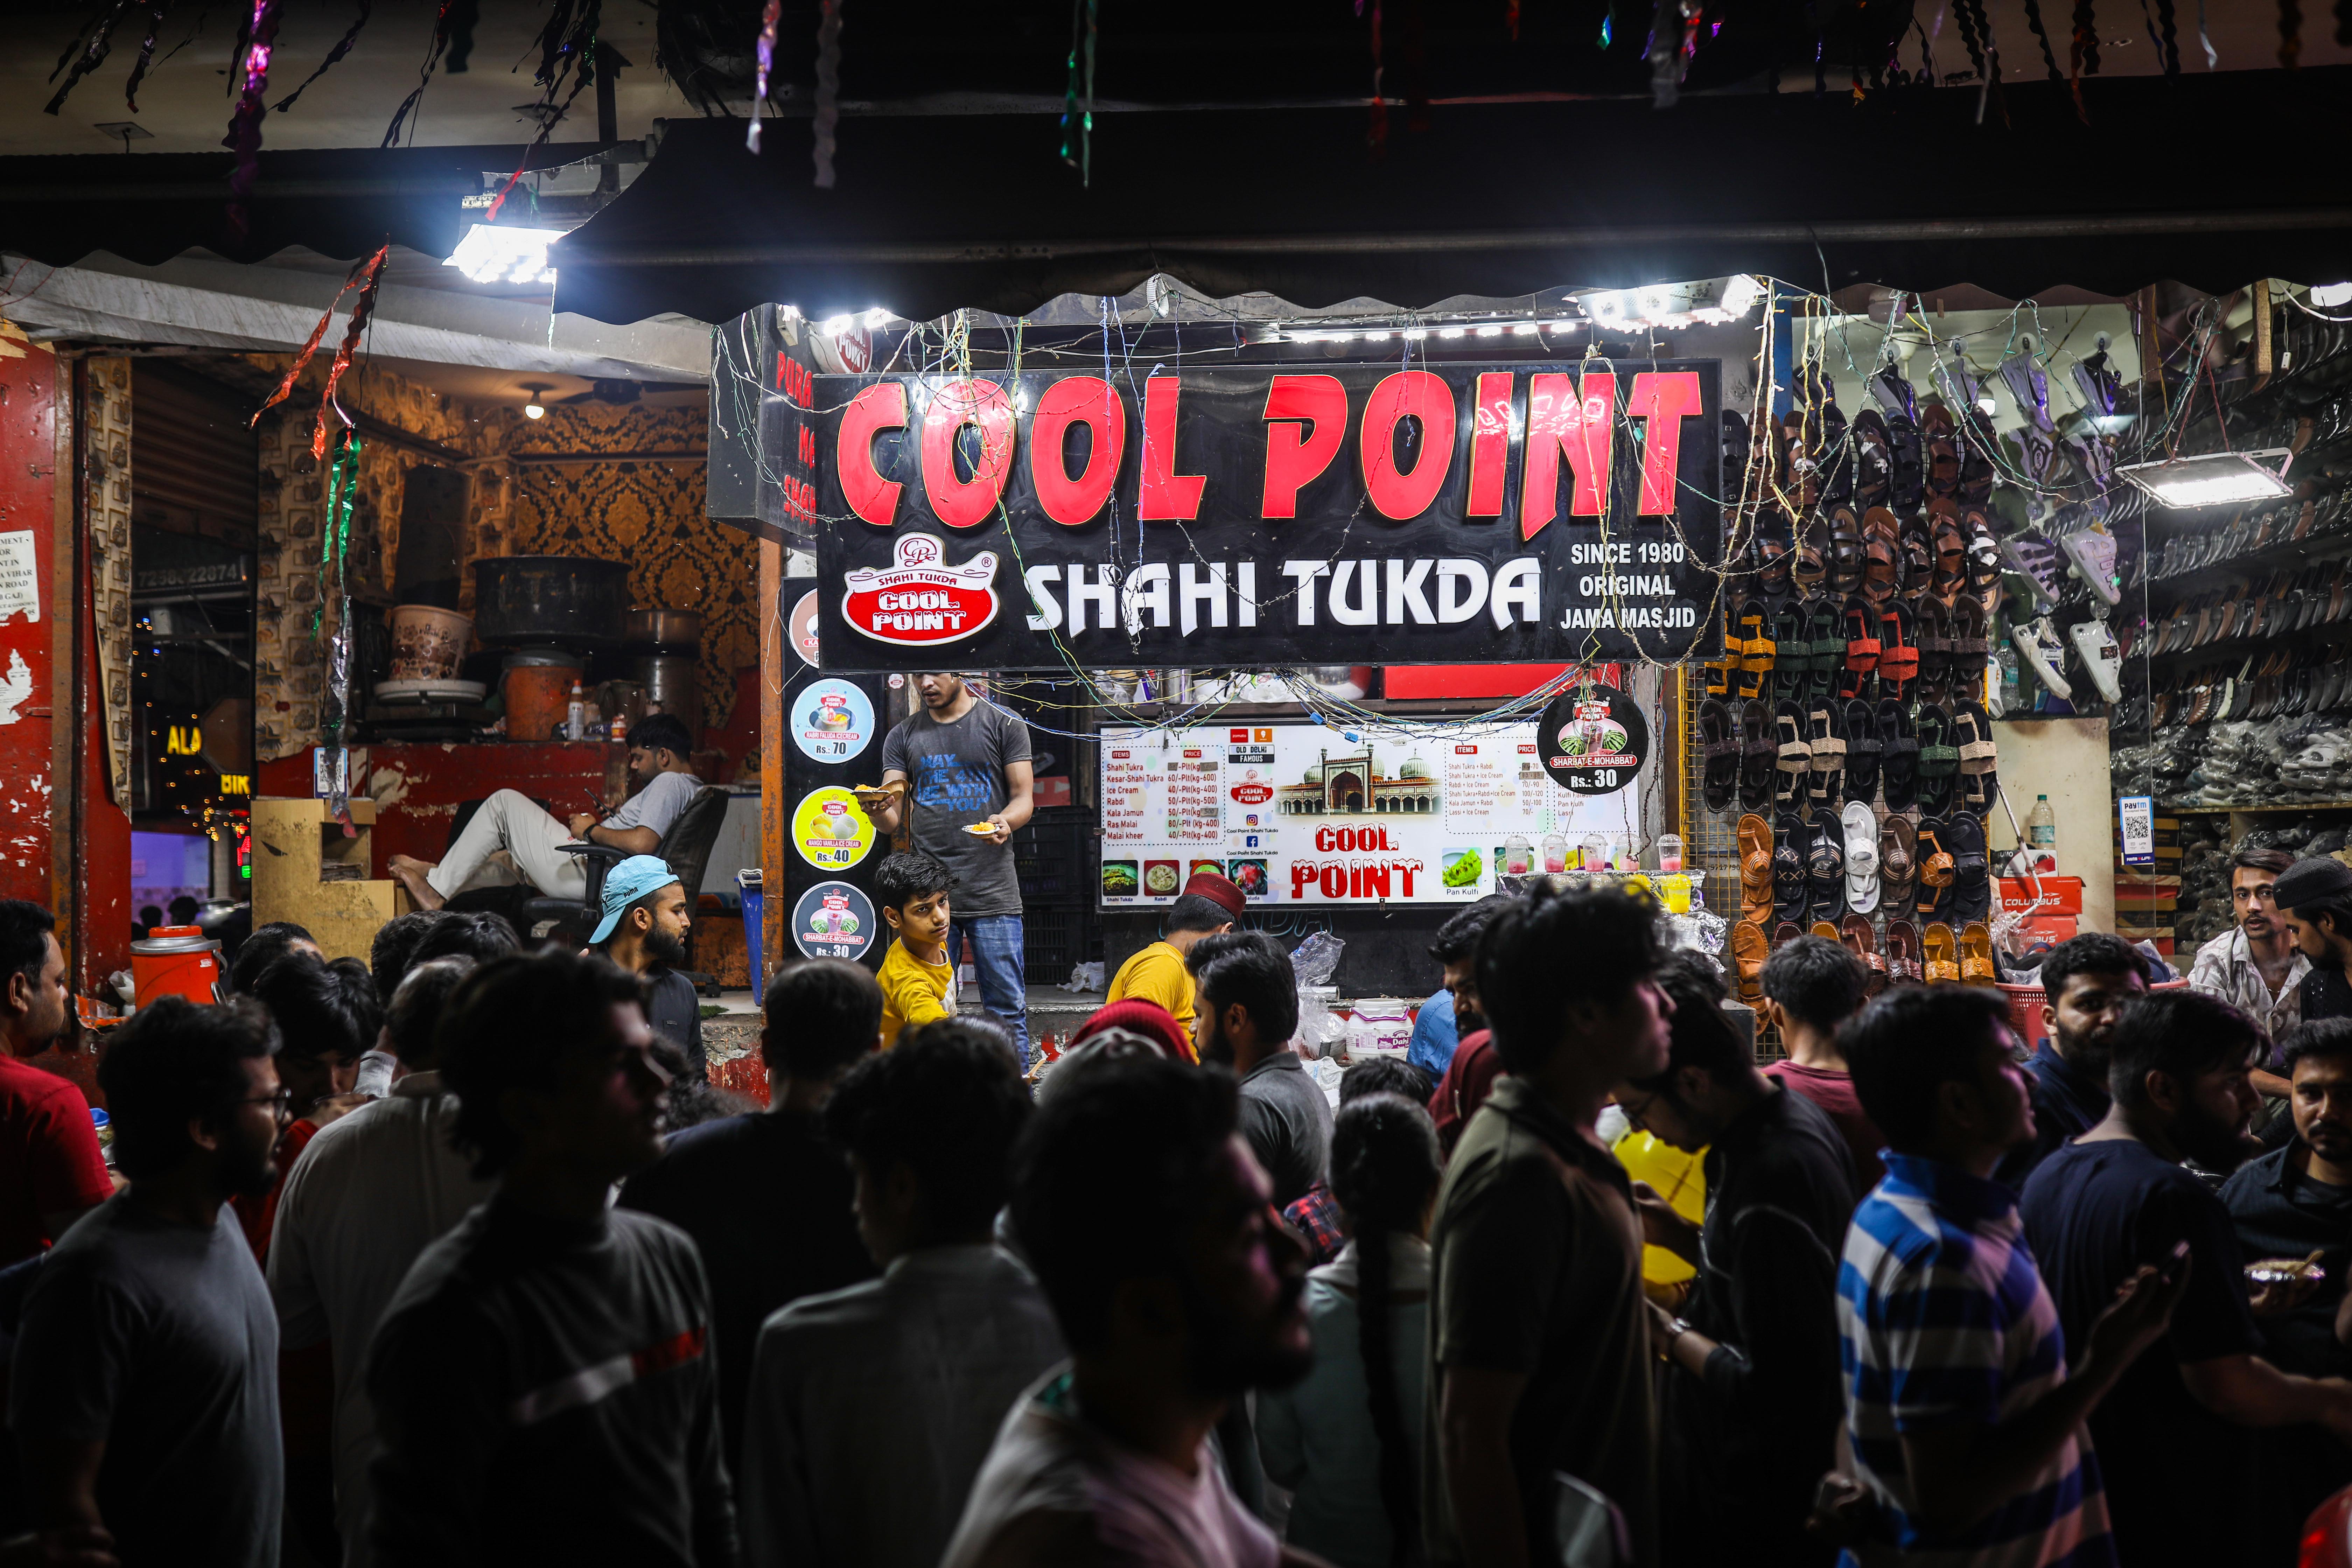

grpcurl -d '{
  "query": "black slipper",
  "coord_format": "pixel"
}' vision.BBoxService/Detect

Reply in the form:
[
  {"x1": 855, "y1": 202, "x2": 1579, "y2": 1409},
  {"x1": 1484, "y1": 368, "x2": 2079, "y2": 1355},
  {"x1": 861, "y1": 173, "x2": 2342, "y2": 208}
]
[
  {"x1": 1946, "y1": 810, "x2": 1993, "y2": 923},
  {"x1": 1738, "y1": 700, "x2": 1775, "y2": 811},
  {"x1": 1878, "y1": 698, "x2": 1919, "y2": 812},
  {"x1": 1807, "y1": 806, "x2": 1847, "y2": 923},
  {"x1": 1699, "y1": 699, "x2": 1738, "y2": 813},
  {"x1": 1844, "y1": 699, "x2": 1882, "y2": 806}
]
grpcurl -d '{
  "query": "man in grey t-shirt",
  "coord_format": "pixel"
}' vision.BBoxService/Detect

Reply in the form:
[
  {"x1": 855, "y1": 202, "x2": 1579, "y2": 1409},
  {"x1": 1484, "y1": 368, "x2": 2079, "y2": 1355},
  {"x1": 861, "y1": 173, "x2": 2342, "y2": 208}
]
[
  {"x1": 868, "y1": 674, "x2": 1035, "y2": 1059},
  {"x1": 1189, "y1": 931, "x2": 1330, "y2": 1208},
  {"x1": 389, "y1": 713, "x2": 704, "y2": 909}
]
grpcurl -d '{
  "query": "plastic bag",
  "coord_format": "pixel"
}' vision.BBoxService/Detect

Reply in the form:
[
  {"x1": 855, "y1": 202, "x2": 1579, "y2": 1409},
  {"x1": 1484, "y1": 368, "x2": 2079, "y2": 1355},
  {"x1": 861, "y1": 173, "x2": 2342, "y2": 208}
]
[
  {"x1": 1289, "y1": 931, "x2": 1345, "y2": 987},
  {"x1": 1061, "y1": 960, "x2": 1106, "y2": 993}
]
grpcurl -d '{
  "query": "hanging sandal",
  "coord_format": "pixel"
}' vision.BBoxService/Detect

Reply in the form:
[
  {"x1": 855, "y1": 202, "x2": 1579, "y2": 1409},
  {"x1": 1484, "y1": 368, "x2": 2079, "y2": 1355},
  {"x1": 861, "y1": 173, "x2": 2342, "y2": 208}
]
[
  {"x1": 1946, "y1": 811, "x2": 1993, "y2": 923},
  {"x1": 1955, "y1": 702, "x2": 1999, "y2": 814},
  {"x1": 1737, "y1": 812, "x2": 1775, "y2": 924},
  {"x1": 1878, "y1": 699, "x2": 1920, "y2": 812},
  {"x1": 1705, "y1": 602, "x2": 1738, "y2": 700},
  {"x1": 1897, "y1": 511, "x2": 1936, "y2": 595},
  {"x1": 1958, "y1": 920, "x2": 1997, "y2": 986},
  {"x1": 1735, "y1": 596, "x2": 1774, "y2": 700},
  {"x1": 1875, "y1": 600, "x2": 1919, "y2": 702},
  {"x1": 1738, "y1": 700, "x2": 1775, "y2": 811},
  {"x1": 1774, "y1": 600, "x2": 1811, "y2": 702},
  {"x1": 1731, "y1": 919, "x2": 1770, "y2": 1002},
  {"x1": 1699, "y1": 699, "x2": 1739, "y2": 812},
  {"x1": 1829, "y1": 504, "x2": 1866, "y2": 594},
  {"x1": 1844, "y1": 698, "x2": 1882, "y2": 805},
  {"x1": 1804, "y1": 597, "x2": 1845, "y2": 704},
  {"x1": 1843, "y1": 799, "x2": 1881, "y2": 915},
  {"x1": 1916, "y1": 817, "x2": 1957, "y2": 923},
  {"x1": 1862, "y1": 507, "x2": 1902, "y2": 605},
  {"x1": 1837, "y1": 595, "x2": 1883, "y2": 700},
  {"x1": 1914, "y1": 596, "x2": 1953, "y2": 705},
  {"x1": 1842, "y1": 911, "x2": 1890, "y2": 996},
  {"x1": 1930, "y1": 512, "x2": 1970, "y2": 603},
  {"x1": 1949, "y1": 596, "x2": 1990, "y2": 706},
  {"x1": 1807, "y1": 806, "x2": 1847, "y2": 924},
  {"x1": 1811, "y1": 919, "x2": 1843, "y2": 941},
  {"x1": 1915, "y1": 703, "x2": 1960, "y2": 818},
  {"x1": 1854, "y1": 408, "x2": 1894, "y2": 507},
  {"x1": 1880, "y1": 813, "x2": 1917, "y2": 921},
  {"x1": 1773, "y1": 699, "x2": 1811, "y2": 811},
  {"x1": 1773, "y1": 812, "x2": 1809, "y2": 927},
  {"x1": 1807, "y1": 698, "x2": 1847, "y2": 805},
  {"x1": 1923, "y1": 921, "x2": 1960, "y2": 983},
  {"x1": 1885, "y1": 918, "x2": 1924, "y2": 983}
]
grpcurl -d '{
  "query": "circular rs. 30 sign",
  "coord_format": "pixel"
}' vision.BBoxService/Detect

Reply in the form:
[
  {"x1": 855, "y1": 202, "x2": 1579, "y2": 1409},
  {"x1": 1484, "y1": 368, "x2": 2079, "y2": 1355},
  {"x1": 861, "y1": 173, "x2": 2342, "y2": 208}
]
[{"x1": 1536, "y1": 684, "x2": 1649, "y2": 796}]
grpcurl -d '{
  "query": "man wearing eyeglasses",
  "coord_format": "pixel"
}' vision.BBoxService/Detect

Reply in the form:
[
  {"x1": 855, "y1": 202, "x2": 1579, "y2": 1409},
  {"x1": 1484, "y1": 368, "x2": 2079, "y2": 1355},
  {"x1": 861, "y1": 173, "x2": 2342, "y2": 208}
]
[{"x1": 2189, "y1": 846, "x2": 2305, "y2": 1100}]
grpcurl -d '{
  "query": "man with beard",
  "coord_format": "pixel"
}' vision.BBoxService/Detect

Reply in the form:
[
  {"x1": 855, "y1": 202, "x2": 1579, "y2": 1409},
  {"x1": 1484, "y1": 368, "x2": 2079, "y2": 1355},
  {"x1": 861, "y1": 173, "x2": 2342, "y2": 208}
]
[
  {"x1": 9, "y1": 996, "x2": 288, "y2": 1566},
  {"x1": 366, "y1": 951, "x2": 735, "y2": 1567},
  {"x1": 2021, "y1": 990, "x2": 2352, "y2": 1568},
  {"x1": 590, "y1": 856, "x2": 705, "y2": 1078},
  {"x1": 0, "y1": 900, "x2": 110, "y2": 1268},
  {"x1": 941, "y1": 1054, "x2": 1316, "y2": 1568},
  {"x1": 2221, "y1": 1019, "x2": 2352, "y2": 1555},
  {"x1": 1994, "y1": 932, "x2": 2148, "y2": 1191},
  {"x1": 1425, "y1": 885, "x2": 1673, "y2": 1568},
  {"x1": 1188, "y1": 931, "x2": 1329, "y2": 1210},
  {"x1": 865, "y1": 673, "x2": 1036, "y2": 1063},
  {"x1": 2276, "y1": 855, "x2": 2352, "y2": 1026},
  {"x1": 2191, "y1": 848, "x2": 2308, "y2": 1096}
]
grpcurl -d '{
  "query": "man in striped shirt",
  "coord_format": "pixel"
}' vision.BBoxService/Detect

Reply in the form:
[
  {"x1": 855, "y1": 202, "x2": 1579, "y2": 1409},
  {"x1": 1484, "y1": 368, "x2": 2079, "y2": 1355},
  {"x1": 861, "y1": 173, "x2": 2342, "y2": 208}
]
[{"x1": 1829, "y1": 987, "x2": 2187, "y2": 1568}]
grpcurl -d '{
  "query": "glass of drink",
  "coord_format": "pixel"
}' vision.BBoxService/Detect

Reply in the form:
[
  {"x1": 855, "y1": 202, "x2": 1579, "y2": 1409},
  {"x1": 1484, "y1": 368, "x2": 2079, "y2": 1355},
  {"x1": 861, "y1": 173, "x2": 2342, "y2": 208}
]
[{"x1": 1657, "y1": 834, "x2": 1685, "y2": 873}]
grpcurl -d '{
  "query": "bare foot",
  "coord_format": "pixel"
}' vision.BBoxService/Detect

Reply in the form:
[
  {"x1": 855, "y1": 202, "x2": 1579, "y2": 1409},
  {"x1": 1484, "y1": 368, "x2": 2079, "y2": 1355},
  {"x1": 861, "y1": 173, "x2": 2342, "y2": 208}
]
[{"x1": 386, "y1": 856, "x2": 446, "y2": 911}]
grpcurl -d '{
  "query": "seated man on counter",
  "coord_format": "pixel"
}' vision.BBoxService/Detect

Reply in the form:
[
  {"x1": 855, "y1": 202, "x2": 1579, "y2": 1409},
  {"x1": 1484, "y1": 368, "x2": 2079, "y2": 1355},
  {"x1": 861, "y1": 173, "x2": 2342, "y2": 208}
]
[{"x1": 386, "y1": 714, "x2": 703, "y2": 910}]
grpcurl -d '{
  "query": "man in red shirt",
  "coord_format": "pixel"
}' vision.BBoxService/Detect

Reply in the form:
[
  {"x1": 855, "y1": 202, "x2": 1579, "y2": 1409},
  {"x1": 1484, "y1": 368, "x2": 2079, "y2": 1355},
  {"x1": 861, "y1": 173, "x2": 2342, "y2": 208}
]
[
  {"x1": 0, "y1": 901, "x2": 111, "y2": 1266},
  {"x1": 1758, "y1": 933, "x2": 1886, "y2": 1188}
]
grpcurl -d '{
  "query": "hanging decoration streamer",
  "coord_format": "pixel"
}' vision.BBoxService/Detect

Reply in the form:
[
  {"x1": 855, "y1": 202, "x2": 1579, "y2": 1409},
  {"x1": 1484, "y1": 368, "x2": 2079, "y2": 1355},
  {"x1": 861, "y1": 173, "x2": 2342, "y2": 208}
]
[
  {"x1": 2020, "y1": 0, "x2": 2065, "y2": 77},
  {"x1": 813, "y1": 0, "x2": 844, "y2": 187},
  {"x1": 2199, "y1": 0, "x2": 2217, "y2": 63},
  {"x1": 483, "y1": 1, "x2": 603, "y2": 222},
  {"x1": 123, "y1": 0, "x2": 174, "y2": 111},
  {"x1": 747, "y1": 0, "x2": 782, "y2": 151},
  {"x1": 223, "y1": 0, "x2": 284, "y2": 237},
  {"x1": 2150, "y1": 0, "x2": 2181, "y2": 71},
  {"x1": 42, "y1": 0, "x2": 139, "y2": 115},
  {"x1": 247, "y1": 246, "x2": 383, "y2": 430},
  {"x1": 2067, "y1": 0, "x2": 2098, "y2": 118},
  {"x1": 273, "y1": 0, "x2": 375, "y2": 114},
  {"x1": 310, "y1": 244, "x2": 390, "y2": 461},
  {"x1": 382, "y1": 0, "x2": 457, "y2": 147},
  {"x1": 1053, "y1": 0, "x2": 1095, "y2": 181},
  {"x1": 1952, "y1": 0, "x2": 2005, "y2": 124},
  {"x1": 318, "y1": 431, "x2": 361, "y2": 824}
]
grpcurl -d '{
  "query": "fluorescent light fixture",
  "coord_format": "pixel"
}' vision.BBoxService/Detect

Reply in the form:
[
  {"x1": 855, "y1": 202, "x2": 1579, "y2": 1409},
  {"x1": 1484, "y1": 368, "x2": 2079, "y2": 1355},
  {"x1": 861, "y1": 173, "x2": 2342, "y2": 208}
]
[
  {"x1": 1511, "y1": 322, "x2": 1539, "y2": 336},
  {"x1": 1543, "y1": 320, "x2": 1574, "y2": 332},
  {"x1": 1719, "y1": 274, "x2": 1763, "y2": 317},
  {"x1": 1476, "y1": 324, "x2": 1504, "y2": 338},
  {"x1": 2314, "y1": 283, "x2": 2352, "y2": 308},
  {"x1": 443, "y1": 223, "x2": 565, "y2": 285},
  {"x1": 1587, "y1": 293, "x2": 1629, "y2": 324},
  {"x1": 1636, "y1": 287, "x2": 1673, "y2": 319},
  {"x1": 819, "y1": 314, "x2": 855, "y2": 336},
  {"x1": 1438, "y1": 327, "x2": 1467, "y2": 339},
  {"x1": 2117, "y1": 449, "x2": 2295, "y2": 508},
  {"x1": 861, "y1": 307, "x2": 892, "y2": 328},
  {"x1": 1362, "y1": 329, "x2": 1392, "y2": 341},
  {"x1": 1403, "y1": 327, "x2": 1430, "y2": 340}
]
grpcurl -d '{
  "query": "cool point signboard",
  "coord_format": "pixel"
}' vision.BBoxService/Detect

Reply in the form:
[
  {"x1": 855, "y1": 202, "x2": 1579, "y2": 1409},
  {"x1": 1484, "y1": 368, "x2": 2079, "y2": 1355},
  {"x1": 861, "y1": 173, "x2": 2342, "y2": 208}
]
[{"x1": 806, "y1": 362, "x2": 1724, "y2": 671}]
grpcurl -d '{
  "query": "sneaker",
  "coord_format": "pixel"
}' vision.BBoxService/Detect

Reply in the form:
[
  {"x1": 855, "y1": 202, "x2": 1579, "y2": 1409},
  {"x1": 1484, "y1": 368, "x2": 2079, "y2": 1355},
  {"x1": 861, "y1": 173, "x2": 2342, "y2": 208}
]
[
  {"x1": 2061, "y1": 528, "x2": 2120, "y2": 606},
  {"x1": 2068, "y1": 617, "x2": 2123, "y2": 703},
  {"x1": 2013, "y1": 617, "x2": 2075, "y2": 701}
]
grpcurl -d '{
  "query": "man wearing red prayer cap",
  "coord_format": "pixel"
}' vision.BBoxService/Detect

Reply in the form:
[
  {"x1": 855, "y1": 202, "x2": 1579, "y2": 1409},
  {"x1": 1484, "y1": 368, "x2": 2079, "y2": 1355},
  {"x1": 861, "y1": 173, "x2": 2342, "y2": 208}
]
[{"x1": 1106, "y1": 871, "x2": 1242, "y2": 1040}]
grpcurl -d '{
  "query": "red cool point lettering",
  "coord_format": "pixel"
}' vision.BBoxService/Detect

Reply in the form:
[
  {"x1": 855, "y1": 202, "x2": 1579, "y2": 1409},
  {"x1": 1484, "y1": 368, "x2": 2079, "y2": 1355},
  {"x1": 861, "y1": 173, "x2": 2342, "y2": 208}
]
[{"x1": 1290, "y1": 856, "x2": 1425, "y2": 901}]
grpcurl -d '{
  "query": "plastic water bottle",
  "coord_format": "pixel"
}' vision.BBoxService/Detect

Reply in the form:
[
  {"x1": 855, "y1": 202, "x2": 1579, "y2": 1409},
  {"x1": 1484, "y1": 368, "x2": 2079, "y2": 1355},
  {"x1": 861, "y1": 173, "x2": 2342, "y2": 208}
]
[
  {"x1": 566, "y1": 680, "x2": 586, "y2": 741},
  {"x1": 1997, "y1": 644, "x2": 2023, "y2": 715},
  {"x1": 2026, "y1": 794, "x2": 2058, "y2": 872}
]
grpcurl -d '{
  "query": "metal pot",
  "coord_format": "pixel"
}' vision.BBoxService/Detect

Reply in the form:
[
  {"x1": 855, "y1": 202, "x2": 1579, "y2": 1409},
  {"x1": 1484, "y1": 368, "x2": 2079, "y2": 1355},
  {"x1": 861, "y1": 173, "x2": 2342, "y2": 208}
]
[
  {"x1": 472, "y1": 556, "x2": 628, "y2": 651},
  {"x1": 625, "y1": 608, "x2": 703, "y2": 650},
  {"x1": 635, "y1": 653, "x2": 698, "y2": 728}
]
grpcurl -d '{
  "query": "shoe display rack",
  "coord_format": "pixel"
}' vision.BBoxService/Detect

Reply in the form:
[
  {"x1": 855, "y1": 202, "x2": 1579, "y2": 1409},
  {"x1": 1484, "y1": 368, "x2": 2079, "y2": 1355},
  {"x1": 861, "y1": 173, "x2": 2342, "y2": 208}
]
[{"x1": 1697, "y1": 363, "x2": 2058, "y2": 1005}]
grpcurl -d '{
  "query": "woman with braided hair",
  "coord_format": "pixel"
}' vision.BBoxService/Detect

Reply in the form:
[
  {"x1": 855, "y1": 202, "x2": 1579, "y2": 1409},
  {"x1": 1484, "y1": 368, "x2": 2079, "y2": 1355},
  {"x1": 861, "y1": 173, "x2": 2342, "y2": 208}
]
[{"x1": 1258, "y1": 1092, "x2": 1442, "y2": 1568}]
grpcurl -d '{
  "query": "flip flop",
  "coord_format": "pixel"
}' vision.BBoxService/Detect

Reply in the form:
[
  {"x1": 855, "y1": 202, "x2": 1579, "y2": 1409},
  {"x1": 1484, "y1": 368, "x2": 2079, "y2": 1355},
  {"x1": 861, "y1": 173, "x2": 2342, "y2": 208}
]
[
  {"x1": 1808, "y1": 806, "x2": 1847, "y2": 924},
  {"x1": 1699, "y1": 699, "x2": 1739, "y2": 812},
  {"x1": 1843, "y1": 799, "x2": 1881, "y2": 914},
  {"x1": 1807, "y1": 696, "x2": 1847, "y2": 805},
  {"x1": 1878, "y1": 699, "x2": 1920, "y2": 812},
  {"x1": 1955, "y1": 701, "x2": 2000, "y2": 814},
  {"x1": 1923, "y1": 922, "x2": 1960, "y2": 983},
  {"x1": 1737, "y1": 812, "x2": 1775, "y2": 924},
  {"x1": 1773, "y1": 812, "x2": 1809, "y2": 928},
  {"x1": 1844, "y1": 699, "x2": 1881, "y2": 806},
  {"x1": 1959, "y1": 920, "x2": 1998, "y2": 986},
  {"x1": 1838, "y1": 595, "x2": 1882, "y2": 700},
  {"x1": 1880, "y1": 813, "x2": 1917, "y2": 921},
  {"x1": 1842, "y1": 911, "x2": 1890, "y2": 996},
  {"x1": 1885, "y1": 918, "x2": 1923, "y2": 984},
  {"x1": 1946, "y1": 811, "x2": 1993, "y2": 923},
  {"x1": 1773, "y1": 699, "x2": 1811, "y2": 811},
  {"x1": 1916, "y1": 817, "x2": 1956, "y2": 923},
  {"x1": 1915, "y1": 703, "x2": 1959, "y2": 818},
  {"x1": 1875, "y1": 600, "x2": 1919, "y2": 702},
  {"x1": 1732, "y1": 919, "x2": 1770, "y2": 1002},
  {"x1": 1738, "y1": 699, "x2": 1776, "y2": 811}
]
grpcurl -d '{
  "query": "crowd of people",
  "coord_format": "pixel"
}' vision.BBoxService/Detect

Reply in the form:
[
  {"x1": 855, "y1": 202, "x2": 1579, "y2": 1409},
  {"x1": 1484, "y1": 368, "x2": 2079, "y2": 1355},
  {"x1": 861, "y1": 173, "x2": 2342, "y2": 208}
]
[{"x1": 0, "y1": 858, "x2": 2348, "y2": 1568}]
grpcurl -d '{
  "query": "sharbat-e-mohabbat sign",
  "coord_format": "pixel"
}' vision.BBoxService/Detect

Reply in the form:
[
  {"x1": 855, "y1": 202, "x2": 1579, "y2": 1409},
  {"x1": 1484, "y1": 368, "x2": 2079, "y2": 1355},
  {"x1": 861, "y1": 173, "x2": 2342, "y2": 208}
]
[{"x1": 807, "y1": 361, "x2": 1723, "y2": 672}]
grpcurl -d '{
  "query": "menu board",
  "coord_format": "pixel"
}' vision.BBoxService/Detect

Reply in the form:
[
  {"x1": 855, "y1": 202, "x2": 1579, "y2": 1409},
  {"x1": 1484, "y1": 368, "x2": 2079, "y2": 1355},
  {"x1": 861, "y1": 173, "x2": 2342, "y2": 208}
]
[{"x1": 1098, "y1": 720, "x2": 1648, "y2": 907}]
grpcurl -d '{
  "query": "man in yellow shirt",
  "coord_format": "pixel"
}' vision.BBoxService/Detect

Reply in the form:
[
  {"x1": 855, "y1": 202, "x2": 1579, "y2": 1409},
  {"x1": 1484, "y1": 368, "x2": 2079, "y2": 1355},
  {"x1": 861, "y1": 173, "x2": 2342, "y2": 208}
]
[
  {"x1": 875, "y1": 850, "x2": 958, "y2": 1047},
  {"x1": 1107, "y1": 870, "x2": 1244, "y2": 1036}
]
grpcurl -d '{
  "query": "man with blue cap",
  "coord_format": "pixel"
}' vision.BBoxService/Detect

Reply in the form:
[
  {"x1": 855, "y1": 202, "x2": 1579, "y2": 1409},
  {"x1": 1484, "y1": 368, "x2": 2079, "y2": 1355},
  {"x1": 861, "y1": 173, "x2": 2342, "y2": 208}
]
[{"x1": 590, "y1": 855, "x2": 704, "y2": 1077}]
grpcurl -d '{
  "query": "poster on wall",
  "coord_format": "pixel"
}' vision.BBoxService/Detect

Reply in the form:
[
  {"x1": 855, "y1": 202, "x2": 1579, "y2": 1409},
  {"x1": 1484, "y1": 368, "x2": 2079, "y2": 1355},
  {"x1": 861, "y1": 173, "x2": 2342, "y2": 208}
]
[
  {"x1": 792, "y1": 880, "x2": 879, "y2": 962},
  {"x1": 791, "y1": 786, "x2": 878, "y2": 871},
  {"x1": 790, "y1": 677, "x2": 876, "y2": 764},
  {"x1": 809, "y1": 360, "x2": 1723, "y2": 672},
  {"x1": 1098, "y1": 714, "x2": 1648, "y2": 909}
]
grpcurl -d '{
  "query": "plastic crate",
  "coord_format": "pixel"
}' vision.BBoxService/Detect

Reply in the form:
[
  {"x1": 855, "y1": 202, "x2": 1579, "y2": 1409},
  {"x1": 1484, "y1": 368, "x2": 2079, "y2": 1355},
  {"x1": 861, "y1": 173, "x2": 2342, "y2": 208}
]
[
  {"x1": 1013, "y1": 816, "x2": 1096, "y2": 903},
  {"x1": 1023, "y1": 903, "x2": 1102, "y2": 983}
]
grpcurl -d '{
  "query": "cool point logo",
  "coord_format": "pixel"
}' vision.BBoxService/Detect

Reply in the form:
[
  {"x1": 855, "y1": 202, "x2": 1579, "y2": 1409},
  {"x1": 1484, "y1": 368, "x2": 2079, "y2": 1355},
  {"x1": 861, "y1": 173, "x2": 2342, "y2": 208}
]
[{"x1": 840, "y1": 532, "x2": 1001, "y2": 646}]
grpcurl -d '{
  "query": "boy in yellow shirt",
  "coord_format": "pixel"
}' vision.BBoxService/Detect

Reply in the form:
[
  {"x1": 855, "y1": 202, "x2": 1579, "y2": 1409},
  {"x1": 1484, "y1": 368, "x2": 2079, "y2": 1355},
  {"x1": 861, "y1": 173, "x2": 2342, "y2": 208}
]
[
  {"x1": 1107, "y1": 870, "x2": 1244, "y2": 1037},
  {"x1": 875, "y1": 850, "x2": 958, "y2": 1047}
]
